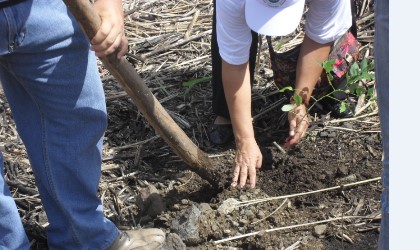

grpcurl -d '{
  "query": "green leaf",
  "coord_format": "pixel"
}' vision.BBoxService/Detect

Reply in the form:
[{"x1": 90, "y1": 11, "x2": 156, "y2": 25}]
[
  {"x1": 281, "y1": 104, "x2": 295, "y2": 112},
  {"x1": 183, "y1": 76, "x2": 212, "y2": 94},
  {"x1": 355, "y1": 86, "x2": 366, "y2": 96},
  {"x1": 348, "y1": 82, "x2": 359, "y2": 94},
  {"x1": 361, "y1": 58, "x2": 368, "y2": 73},
  {"x1": 339, "y1": 102, "x2": 347, "y2": 113},
  {"x1": 360, "y1": 72, "x2": 375, "y2": 81},
  {"x1": 367, "y1": 87, "x2": 375, "y2": 98},
  {"x1": 278, "y1": 86, "x2": 293, "y2": 93},
  {"x1": 349, "y1": 62, "x2": 360, "y2": 77},
  {"x1": 293, "y1": 95, "x2": 302, "y2": 106},
  {"x1": 322, "y1": 59, "x2": 335, "y2": 74}
]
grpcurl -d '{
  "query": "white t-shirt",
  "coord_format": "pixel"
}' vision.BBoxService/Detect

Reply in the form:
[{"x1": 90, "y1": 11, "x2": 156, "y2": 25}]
[{"x1": 216, "y1": 0, "x2": 352, "y2": 65}]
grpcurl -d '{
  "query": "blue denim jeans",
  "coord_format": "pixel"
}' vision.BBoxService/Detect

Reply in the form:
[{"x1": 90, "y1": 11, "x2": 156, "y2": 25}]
[
  {"x1": 375, "y1": 0, "x2": 389, "y2": 249},
  {"x1": 0, "y1": 0, "x2": 119, "y2": 249}
]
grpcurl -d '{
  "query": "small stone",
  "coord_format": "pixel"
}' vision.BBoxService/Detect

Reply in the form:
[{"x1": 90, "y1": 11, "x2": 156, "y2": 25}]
[
  {"x1": 337, "y1": 165, "x2": 349, "y2": 177},
  {"x1": 198, "y1": 203, "x2": 213, "y2": 214},
  {"x1": 136, "y1": 184, "x2": 165, "y2": 218},
  {"x1": 328, "y1": 132, "x2": 337, "y2": 137},
  {"x1": 339, "y1": 174, "x2": 357, "y2": 183},
  {"x1": 160, "y1": 233, "x2": 186, "y2": 250},
  {"x1": 256, "y1": 211, "x2": 265, "y2": 219},
  {"x1": 314, "y1": 225, "x2": 327, "y2": 237},
  {"x1": 324, "y1": 170, "x2": 335, "y2": 179},
  {"x1": 218, "y1": 198, "x2": 240, "y2": 215},
  {"x1": 170, "y1": 204, "x2": 202, "y2": 245},
  {"x1": 238, "y1": 219, "x2": 249, "y2": 226},
  {"x1": 342, "y1": 122, "x2": 353, "y2": 129},
  {"x1": 320, "y1": 131, "x2": 329, "y2": 137},
  {"x1": 239, "y1": 195, "x2": 248, "y2": 201},
  {"x1": 181, "y1": 199, "x2": 189, "y2": 205},
  {"x1": 231, "y1": 221, "x2": 239, "y2": 227},
  {"x1": 244, "y1": 210, "x2": 255, "y2": 218}
]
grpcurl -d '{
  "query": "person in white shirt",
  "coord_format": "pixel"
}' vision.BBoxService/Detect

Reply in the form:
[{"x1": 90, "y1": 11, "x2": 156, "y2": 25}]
[{"x1": 210, "y1": 0, "x2": 352, "y2": 188}]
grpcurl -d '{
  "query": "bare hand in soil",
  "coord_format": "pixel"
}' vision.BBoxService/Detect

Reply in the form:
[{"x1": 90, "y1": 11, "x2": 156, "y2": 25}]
[
  {"x1": 232, "y1": 137, "x2": 262, "y2": 188},
  {"x1": 285, "y1": 104, "x2": 310, "y2": 148}
]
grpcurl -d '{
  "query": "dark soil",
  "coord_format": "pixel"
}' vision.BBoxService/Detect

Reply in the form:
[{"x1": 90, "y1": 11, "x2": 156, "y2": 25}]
[
  {"x1": 1, "y1": 1, "x2": 382, "y2": 249},
  {"x1": 1, "y1": 77, "x2": 383, "y2": 250}
]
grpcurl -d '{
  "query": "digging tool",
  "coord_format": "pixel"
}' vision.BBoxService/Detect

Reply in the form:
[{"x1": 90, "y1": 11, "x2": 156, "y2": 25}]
[{"x1": 63, "y1": 0, "x2": 225, "y2": 188}]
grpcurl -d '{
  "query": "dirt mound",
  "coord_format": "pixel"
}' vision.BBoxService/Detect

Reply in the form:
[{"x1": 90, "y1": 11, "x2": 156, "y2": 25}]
[{"x1": 1, "y1": 0, "x2": 381, "y2": 249}]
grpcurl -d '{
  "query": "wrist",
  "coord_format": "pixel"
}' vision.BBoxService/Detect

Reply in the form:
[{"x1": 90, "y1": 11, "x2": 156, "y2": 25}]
[
  {"x1": 291, "y1": 88, "x2": 310, "y2": 106},
  {"x1": 235, "y1": 136, "x2": 257, "y2": 148}
]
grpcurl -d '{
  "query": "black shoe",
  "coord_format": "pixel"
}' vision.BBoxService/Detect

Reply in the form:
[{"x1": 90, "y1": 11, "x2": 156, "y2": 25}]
[{"x1": 208, "y1": 124, "x2": 234, "y2": 145}]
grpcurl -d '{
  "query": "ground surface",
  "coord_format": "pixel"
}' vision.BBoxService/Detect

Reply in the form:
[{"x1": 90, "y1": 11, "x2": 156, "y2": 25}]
[{"x1": 0, "y1": 0, "x2": 382, "y2": 249}]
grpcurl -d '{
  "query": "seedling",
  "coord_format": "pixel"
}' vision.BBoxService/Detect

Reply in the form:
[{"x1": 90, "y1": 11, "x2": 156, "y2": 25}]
[
  {"x1": 280, "y1": 57, "x2": 375, "y2": 118},
  {"x1": 346, "y1": 58, "x2": 375, "y2": 97},
  {"x1": 183, "y1": 76, "x2": 212, "y2": 94}
]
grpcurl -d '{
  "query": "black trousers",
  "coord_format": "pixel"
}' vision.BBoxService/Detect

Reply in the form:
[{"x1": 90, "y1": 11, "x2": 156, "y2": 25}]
[{"x1": 211, "y1": 0, "x2": 259, "y2": 119}]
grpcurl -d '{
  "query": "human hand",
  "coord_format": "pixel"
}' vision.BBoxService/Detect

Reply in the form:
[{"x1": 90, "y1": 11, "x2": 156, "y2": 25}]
[
  {"x1": 231, "y1": 137, "x2": 263, "y2": 188},
  {"x1": 91, "y1": 0, "x2": 128, "y2": 59},
  {"x1": 284, "y1": 104, "x2": 310, "y2": 148}
]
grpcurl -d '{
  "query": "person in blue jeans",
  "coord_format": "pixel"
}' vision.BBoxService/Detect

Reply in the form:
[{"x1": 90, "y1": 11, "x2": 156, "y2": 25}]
[
  {"x1": 0, "y1": 0, "x2": 165, "y2": 249},
  {"x1": 374, "y1": 0, "x2": 389, "y2": 249}
]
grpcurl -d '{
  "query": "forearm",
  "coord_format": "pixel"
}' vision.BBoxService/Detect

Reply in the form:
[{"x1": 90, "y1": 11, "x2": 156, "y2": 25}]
[
  {"x1": 221, "y1": 59, "x2": 254, "y2": 141},
  {"x1": 295, "y1": 35, "x2": 332, "y2": 105}
]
